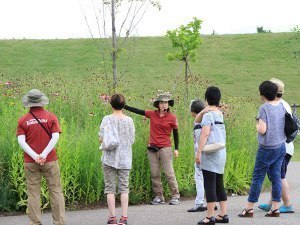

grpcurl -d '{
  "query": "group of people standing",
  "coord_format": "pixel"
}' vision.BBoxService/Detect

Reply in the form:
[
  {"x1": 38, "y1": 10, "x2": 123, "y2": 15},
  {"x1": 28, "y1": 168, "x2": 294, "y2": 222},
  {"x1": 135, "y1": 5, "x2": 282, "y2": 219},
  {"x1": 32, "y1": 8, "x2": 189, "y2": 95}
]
[{"x1": 16, "y1": 78, "x2": 295, "y2": 225}]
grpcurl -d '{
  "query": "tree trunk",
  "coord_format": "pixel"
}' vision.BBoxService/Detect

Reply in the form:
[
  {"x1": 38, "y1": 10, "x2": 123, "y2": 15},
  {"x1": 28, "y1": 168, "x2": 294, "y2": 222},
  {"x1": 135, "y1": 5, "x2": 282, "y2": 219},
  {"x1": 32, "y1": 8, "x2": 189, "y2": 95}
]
[
  {"x1": 111, "y1": 0, "x2": 117, "y2": 92},
  {"x1": 184, "y1": 58, "x2": 189, "y2": 104},
  {"x1": 184, "y1": 58, "x2": 188, "y2": 83}
]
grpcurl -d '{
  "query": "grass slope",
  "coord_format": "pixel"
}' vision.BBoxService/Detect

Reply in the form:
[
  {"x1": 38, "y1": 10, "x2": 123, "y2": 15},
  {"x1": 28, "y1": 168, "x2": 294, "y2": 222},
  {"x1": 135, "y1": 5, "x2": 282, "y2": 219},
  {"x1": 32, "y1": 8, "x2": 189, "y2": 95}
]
[{"x1": 0, "y1": 33, "x2": 299, "y2": 102}]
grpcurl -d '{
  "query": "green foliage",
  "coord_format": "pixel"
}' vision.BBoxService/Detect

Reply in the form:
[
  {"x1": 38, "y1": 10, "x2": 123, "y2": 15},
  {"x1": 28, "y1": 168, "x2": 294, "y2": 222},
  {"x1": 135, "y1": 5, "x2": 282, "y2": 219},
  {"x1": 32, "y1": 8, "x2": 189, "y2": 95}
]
[
  {"x1": 0, "y1": 73, "x2": 259, "y2": 211},
  {"x1": 166, "y1": 17, "x2": 202, "y2": 62},
  {"x1": 257, "y1": 26, "x2": 271, "y2": 33},
  {"x1": 0, "y1": 33, "x2": 299, "y2": 211},
  {"x1": 291, "y1": 25, "x2": 300, "y2": 40}
]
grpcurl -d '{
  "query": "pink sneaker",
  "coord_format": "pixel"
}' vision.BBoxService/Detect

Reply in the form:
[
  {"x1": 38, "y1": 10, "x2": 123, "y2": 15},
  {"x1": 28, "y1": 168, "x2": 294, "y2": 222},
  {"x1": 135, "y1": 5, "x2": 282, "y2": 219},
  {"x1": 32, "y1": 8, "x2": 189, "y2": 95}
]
[
  {"x1": 118, "y1": 216, "x2": 128, "y2": 225},
  {"x1": 107, "y1": 216, "x2": 117, "y2": 225}
]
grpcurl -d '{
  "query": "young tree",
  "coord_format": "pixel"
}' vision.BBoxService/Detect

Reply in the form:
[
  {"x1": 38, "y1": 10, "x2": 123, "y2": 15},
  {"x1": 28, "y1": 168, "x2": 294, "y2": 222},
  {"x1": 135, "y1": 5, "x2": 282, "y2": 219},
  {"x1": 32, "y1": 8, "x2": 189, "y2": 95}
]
[
  {"x1": 83, "y1": 0, "x2": 160, "y2": 92},
  {"x1": 166, "y1": 17, "x2": 202, "y2": 101},
  {"x1": 166, "y1": 17, "x2": 202, "y2": 84}
]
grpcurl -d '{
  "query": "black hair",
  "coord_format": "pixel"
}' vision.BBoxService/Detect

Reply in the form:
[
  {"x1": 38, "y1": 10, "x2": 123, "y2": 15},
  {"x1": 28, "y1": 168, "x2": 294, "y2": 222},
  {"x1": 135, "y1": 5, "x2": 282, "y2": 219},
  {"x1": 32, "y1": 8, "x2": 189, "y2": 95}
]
[
  {"x1": 259, "y1": 81, "x2": 278, "y2": 101},
  {"x1": 153, "y1": 100, "x2": 174, "y2": 108},
  {"x1": 190, "y1": 100, "x2": 205, "y2": 114},
  {"x1": 205, "y1": 86, "x2": 221, "y2": 106},
  {"x1": 110, "y1": 94, "x2": 126, "y2": 110}
]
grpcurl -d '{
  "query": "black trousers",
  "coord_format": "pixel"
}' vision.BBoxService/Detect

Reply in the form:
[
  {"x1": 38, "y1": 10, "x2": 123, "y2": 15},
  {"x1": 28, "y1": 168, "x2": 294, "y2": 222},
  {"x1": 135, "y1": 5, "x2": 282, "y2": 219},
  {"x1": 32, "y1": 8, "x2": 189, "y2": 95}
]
[{"x1": 202, "y1": 169, "x2": 227, "y2": 203}]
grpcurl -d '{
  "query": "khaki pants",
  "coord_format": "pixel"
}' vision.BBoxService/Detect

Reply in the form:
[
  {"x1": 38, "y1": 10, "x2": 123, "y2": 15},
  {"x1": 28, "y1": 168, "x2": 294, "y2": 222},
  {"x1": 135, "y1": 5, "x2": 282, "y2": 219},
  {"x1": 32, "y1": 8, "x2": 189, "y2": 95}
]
[
  {"x1": 103, "y1": 164, "x2": 130, "y2": 194},
  {"x1": 148, "y1": 147, "x2": 180, "y2": 200},
  {"x1": 24, "y1": 161, "x2": 66, "y2": 225}
]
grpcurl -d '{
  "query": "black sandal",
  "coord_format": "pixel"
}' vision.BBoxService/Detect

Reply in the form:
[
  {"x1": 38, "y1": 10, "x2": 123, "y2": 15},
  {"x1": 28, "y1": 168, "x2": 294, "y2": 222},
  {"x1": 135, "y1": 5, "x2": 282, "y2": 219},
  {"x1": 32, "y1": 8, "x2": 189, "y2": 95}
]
[
  {"x1": 197, "y1": 216, "x2": 216, "y2": 225},
  {"x1": 215, "y1": 214, "x2": 229, "y2": 223},
  {"x1": 238, "y1": 208, "x2": 254, "y2": 218},
  {"x1": 265, "y1": 209, "x2": 280, "y2": 217}
]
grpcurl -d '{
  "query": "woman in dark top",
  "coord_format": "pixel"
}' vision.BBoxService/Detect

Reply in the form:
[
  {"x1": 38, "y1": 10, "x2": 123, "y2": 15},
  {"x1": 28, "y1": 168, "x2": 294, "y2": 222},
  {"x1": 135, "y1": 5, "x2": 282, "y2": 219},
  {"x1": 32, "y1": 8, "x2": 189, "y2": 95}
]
[{"x1": 124, "y1": 93, "x2": 180, "y2": 205}]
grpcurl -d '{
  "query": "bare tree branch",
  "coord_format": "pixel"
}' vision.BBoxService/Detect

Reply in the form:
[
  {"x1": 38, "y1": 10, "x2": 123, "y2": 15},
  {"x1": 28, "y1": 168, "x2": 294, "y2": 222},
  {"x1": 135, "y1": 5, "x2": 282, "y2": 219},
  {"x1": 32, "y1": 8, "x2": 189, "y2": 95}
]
[
  {"x1": 119, "y1": 1, "x2": 147, "y2": 49},
  {"x1": 118, "y1": 0, "x2": 134, "y2": 39},
  {"x1": 119, "y1": 36, "x2": 137, "y2": 80},
  {"x1": 102, "y1": 1, "x2": 111, "y2": 50}
]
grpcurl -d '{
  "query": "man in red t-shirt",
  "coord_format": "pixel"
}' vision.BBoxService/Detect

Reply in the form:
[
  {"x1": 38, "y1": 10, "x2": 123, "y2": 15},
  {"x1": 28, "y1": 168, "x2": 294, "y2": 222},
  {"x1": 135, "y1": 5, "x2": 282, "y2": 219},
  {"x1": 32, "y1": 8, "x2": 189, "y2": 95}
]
[{"x1": 17, "y1": 89, "x2": 66, "y2": 225}]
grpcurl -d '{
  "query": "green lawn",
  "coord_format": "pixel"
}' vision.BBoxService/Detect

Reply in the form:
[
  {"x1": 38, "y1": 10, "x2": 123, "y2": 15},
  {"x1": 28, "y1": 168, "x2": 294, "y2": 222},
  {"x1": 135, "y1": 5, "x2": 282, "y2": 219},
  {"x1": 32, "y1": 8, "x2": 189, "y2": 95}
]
[{"x1": 0, "y1": 33, "x2": 299, "y2": 103}]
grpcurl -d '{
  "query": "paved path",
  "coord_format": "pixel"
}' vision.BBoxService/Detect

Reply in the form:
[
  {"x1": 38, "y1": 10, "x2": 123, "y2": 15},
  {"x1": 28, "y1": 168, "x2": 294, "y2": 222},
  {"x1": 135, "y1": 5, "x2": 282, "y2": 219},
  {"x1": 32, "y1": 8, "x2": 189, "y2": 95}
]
[{"x1": 1, "y1": 162, "x2": 300, "y2": 225}]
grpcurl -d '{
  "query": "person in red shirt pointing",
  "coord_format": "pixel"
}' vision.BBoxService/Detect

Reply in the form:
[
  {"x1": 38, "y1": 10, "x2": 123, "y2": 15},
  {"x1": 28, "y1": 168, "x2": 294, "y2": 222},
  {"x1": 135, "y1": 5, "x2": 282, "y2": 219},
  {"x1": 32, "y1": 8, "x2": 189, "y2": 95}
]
[
  {"x1": 124, "y1": 92, "x2": 180, "y2": 205},
  {"x1": 16, "y1": 89, "x2": 66, "y2": 225}
]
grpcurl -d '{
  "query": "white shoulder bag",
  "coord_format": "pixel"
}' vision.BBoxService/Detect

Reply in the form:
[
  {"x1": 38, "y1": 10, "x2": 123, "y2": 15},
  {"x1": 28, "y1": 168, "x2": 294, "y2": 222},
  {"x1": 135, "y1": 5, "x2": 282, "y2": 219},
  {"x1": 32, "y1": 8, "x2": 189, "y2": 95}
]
[
  {"x1": 100, "y1": 118, "x2": 120, "y2": 151},
  {"x1": 202, "y1": 112, "x2": 225, "y2": 153}
]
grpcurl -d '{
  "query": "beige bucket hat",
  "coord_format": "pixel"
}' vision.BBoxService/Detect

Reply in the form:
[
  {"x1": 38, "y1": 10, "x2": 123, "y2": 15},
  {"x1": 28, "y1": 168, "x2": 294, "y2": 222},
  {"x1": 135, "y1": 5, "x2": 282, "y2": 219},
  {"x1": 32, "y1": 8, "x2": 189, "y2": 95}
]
[
  {"x1": 270, "y1": 78, "x2": 285, "y2": 94},
  {"x1": 153, "y1": 92, "x2": 174, "y2": 108},
  {"x1": 22, "y1": 89, "x2": 49, "y2": 108}
]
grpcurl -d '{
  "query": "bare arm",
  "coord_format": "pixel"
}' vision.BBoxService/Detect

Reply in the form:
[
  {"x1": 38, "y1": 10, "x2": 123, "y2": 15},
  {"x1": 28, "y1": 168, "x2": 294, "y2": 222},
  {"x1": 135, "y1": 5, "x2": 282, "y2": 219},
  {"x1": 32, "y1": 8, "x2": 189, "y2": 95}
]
[
  {"x1": 195, "y1": 125, "x2": 210, "y2": 164},
  {"x1": 256, "y1": 119, "x2": 267, "y2": 134},
  {"x1": 194, "y1": 106, "x2": 213, "y2": 123}
]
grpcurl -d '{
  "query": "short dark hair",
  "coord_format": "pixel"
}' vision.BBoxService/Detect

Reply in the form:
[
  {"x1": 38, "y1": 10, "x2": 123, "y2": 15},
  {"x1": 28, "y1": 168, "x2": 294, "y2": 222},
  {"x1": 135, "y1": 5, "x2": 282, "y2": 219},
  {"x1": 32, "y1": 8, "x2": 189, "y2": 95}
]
[
  {"x1": 205, "y1": 86, "x2": 221, "y2": 106},
  {"x1": 259, "y1": 81, "x2": 278, "y2": 101},
  {"x1": 110, "y1": 94, "x2": 126, "y2": 110},
  {"x1": 190, "y1": 100, "x2": 205, "y2": 114}
]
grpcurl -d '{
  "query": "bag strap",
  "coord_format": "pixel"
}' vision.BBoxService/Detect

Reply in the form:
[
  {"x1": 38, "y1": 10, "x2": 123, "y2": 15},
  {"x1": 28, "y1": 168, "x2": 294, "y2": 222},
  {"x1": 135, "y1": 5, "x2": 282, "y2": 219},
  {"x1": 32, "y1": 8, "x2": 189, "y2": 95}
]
[
  {"x1": 194, "y1": 123, "x2": 202, "y2": 130},
  {"x1": 208, "y1": 111, "x2": 224, "y2": 125},
  {"x1": 29, "y1": 111, "x2": 52, "y2": 138}
]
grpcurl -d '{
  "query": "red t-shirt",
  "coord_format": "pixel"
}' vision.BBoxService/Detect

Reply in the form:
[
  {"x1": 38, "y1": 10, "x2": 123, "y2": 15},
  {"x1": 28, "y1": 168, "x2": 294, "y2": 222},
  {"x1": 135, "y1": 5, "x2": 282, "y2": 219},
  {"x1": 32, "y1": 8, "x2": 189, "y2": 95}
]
[
  {"x1": 145, "y1": 110, "x2": 178, "y2": 148},
  {"x1": 16, "y1": 107, "x2": 62, "y2": 163}
]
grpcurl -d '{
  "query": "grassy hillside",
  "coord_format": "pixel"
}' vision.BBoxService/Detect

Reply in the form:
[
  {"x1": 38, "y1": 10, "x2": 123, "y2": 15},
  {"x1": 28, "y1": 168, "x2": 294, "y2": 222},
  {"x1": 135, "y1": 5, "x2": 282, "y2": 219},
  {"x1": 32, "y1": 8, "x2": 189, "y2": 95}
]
[{"x1": 0, "y1": 33, "x2": 299, "y2": 103}]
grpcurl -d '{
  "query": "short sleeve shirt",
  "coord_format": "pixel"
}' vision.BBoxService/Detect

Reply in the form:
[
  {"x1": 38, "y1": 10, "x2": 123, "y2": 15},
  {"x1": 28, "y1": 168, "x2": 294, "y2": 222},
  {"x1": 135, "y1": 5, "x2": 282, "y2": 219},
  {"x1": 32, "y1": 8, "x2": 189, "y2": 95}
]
[
  {"x1": 17, "y1": 107, "x2": 61, "y2": 163},
  {"x1": 145, "y1": 110, "x2": 178, "y2": 148},
  {"x1": 258, "y1": 103, "x2": 285, "y2": 149},
  {"x1": 99, "y1": 115, "x2": 135, "y2": 169},
  {"x1": 193, "y1": 122, "x2": 201, "y2": 154},
  {"x1": 200, "y1": 111, "x2": 226, "y2": 174}
]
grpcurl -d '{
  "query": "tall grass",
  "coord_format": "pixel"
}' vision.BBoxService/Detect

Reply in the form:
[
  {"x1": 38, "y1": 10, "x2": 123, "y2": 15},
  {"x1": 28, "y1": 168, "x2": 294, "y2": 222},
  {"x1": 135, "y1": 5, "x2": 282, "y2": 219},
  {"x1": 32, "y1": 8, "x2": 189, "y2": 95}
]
[{"x1": 0, "y1": 74, "x2": 259, "y2": 211}]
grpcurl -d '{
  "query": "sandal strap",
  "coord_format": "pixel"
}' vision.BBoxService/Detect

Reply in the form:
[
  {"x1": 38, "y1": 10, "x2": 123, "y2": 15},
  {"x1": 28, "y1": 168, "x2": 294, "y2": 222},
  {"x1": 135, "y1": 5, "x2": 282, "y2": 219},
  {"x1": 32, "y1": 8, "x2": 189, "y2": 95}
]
[
  {"x1": 217, "y1": 214, "x2": 228, "y2": 218},
  {"x1": 245, "y1": 208, "x2": 253, "y2": 213},
  {"x1": 271, "y1": 209, "x2": 279, "y2": 213},
  {"x1": 205, "y1": 216, "x2": 213, "y2": 220}
]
